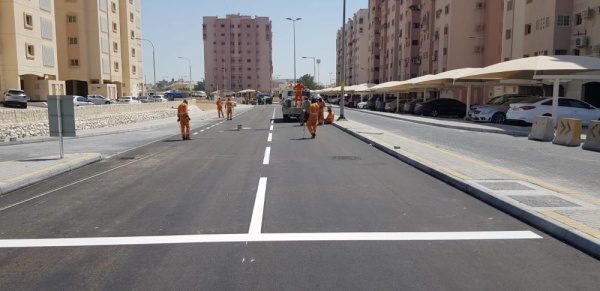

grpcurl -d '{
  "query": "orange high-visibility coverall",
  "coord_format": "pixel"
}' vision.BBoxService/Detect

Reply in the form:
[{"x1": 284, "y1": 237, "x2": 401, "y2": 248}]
[
  {"x1": 324, "y1": 111, "x2": 335, "y2": 124},
  {"x1": 216, "y1": 99, "x2": 224, "y2": 118},
  {"x1": 225, "y1": 99, "x2": 234, "y2": 120},
  {"x1": 177, "y1": 102, "x2": 191, "y2": 140},
  {"x1": 306, "y1": 102, "x2": 320, "y2": 138},
  {"x1": 293, "y1": 83, "x2": 305, "y2": 106},
  {"x1": 317, "y1": 100, "x2": 326, "y2": 124}
]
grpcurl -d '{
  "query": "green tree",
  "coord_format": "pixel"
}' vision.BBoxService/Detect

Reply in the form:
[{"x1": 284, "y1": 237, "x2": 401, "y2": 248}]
[
  {"x1": 298, "y1": 74, "x2": 316, "y2": 90},
  {"x1": 194, "y1": 80, "x2": 205, "y2": 91}
]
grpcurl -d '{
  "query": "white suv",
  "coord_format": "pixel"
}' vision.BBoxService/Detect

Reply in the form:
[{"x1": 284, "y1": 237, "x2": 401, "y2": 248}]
[{"x1": 3, "y1": 89, "x2": 28, "y2": 108}]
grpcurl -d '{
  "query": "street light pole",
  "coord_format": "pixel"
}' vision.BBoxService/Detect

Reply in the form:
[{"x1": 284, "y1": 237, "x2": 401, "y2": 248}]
[
  {"x1": 339, "y1": 0, "x2": 347, "y2": 120},
  {"x1": 302, "y1": 56, "x2": 316, "y2": 88},
  {"x1": 286, "y1": 18, "x2": 302, "y2": 83},
  {"x1": 137, "y1": 38, "x2": 156, "y2": 94},
  {"x1": 178, "y1": 56, "x2": 192, "y2": 93},
  {"x1": 316, "y1": 59, "x2": 321, "y2": 86}
]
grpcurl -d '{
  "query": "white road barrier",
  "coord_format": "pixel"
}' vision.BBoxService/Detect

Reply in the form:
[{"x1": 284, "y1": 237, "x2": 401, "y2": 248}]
[
  {"x1": 582, "y1": 120, "x2": 600, "y2": 152},
  {"x1": 528, "y1": 116, "x2": 554, "y2": 142}
]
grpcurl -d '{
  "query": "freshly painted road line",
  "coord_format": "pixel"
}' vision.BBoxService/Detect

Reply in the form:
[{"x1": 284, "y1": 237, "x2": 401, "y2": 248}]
[
  {"x1": 272, "y1": 108, "x2": 276, "y2": 119},
  {"x1": 268, "y1": 133, "x2": 273, "y2": 142},
  {"x1": 0, "y1": 231, "x2": 541, "y2": 248},
  {"x1": 262, "y1": 147, "x2": 271, "y2": 165},
  {"x1": 270, "y1": 125, "x2": 274, "y2": 131},
  {"x1": 193, "y1": 132, "x2": 199, "y2": 135},
  {"x1": 248, "y1": 177, "x2": 268, "y2": 235},
  {"x1": 200, "y1": 130, "x2": 205, "y2": 132}
]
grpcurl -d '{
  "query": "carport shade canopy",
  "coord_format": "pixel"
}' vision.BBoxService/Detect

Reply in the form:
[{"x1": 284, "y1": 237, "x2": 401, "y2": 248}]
[{"x1": 457, "y1": 55, "x2": 600, "y2": 125}]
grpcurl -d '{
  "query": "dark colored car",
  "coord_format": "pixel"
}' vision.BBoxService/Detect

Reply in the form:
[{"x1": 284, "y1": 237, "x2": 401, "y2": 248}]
[
  {"x1": 415, "y1": 98, "x2": 467, "y2": 117},
  {"x1": 367, "y1": 96, "x2": 379, "y2": 110}
]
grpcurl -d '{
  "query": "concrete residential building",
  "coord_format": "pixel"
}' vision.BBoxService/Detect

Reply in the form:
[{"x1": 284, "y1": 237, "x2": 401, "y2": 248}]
[
  {"x1": 0, "y1": 0, "x2": 65, "y2": 102},
  {"x1": 337, "y1": 9, "x2": 369, "y2": 86},
  {"x1": 55, "y1": 0, "x2": 144, "y2": 98},
  {"x1": 203, "y1": 14, "x2": 273, "y2": 94},
  {"x1": 572, "y1": 0, "x2": 600, "y2": 106}
]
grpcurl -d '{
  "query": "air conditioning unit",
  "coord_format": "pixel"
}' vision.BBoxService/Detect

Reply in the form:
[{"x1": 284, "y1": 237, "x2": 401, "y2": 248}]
[
  {"x1": 582, "y1": 8, "x2": 594, "y2": 18},
  {"x1": 434, "y1": 31, "x2": 439, "y2": 40},
  {"x1": 412, "y1": 58, "x2": 421, "y2": 65},
  {"x1": 436, "y1": 9, "x2": 442, "y2": 18},
  {"x1": 431, "y1": 55, "x2": 437, "y2": 61},
  {"x1": 575, "y1": 36, "x2": 589, "y2": 47},
  {"x1": 474, "y1": 45, "x2": 484, "y2": 53},
  {"x1": 476, "y1": 2, "x2": 485, "y2": 9},
  {"x1": 475, "y1": 24, "x2": 485, "y2": 31}
]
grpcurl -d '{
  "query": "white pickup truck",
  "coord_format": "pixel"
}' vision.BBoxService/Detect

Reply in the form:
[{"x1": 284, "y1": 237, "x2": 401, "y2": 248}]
[{"x1": 281, "y1": 89, "x2": 305, "y2": 122}]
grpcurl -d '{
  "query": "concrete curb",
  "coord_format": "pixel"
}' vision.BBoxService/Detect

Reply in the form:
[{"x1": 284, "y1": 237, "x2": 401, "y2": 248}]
[
  {"x1": 333, "y1": 122, "x2": 600, "y2": 260},
  {"x1": 0, "y1": 153, "x2": 102, "y2": 195},
  {"x1": 337, "y1": 106, "x2": 531, "y2": 137}
]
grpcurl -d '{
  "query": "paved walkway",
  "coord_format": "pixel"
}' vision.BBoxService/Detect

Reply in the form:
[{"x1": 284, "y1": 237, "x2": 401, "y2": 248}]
[{"x1": 0, "y1": 105, "x2": 599, "y2": 259}]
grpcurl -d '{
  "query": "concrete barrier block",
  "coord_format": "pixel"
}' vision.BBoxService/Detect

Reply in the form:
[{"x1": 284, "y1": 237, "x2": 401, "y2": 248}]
[
  {"x1": 582, "y1": 120, "x2": 600, "y2": 152},
  {"x1": 552, "y1": 118, "x2": 582, "y2": 147},
  {"x1": 528, "y1": 116, "x2": 554, "y2": 142}
]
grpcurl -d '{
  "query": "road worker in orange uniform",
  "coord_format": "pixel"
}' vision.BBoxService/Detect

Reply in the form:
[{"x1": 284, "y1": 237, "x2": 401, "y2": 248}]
[
  {"x1": 225, "y1": 97, "x2": 234, "y2": 120},
  {"x1": 306, "y1": 97, "x2": 320, "y2": 139},
  {"x1": 317, "y1": 97, "x2": 326, "y2": 125},
  {"x1": 324, "y1": 108, "x2": 335, "y2": 124},
  {"x1": 293, "y1": 82, "x2": 305, "y2": 107},
  {"x1": 216, "y1": 98, "x2": 224, "y2": 118},
  {"x1": 177, "y1": 99, "x2": 191, "y2": 140}
]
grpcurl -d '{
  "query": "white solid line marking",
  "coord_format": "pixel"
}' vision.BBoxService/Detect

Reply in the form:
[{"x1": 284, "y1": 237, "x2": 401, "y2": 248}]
[
  {"x1": 272, "y1": 108, "x2": 276, "y2": 119},
  {"x1": 193, "y1": 132, "x2": 199, "y2": 135},
  {"x1": 262, "y1": 147, "x2": 271, "y2": 165},
  {"x1": 269, "y1": 125, "x2": 274, "y2": 131},
  {"x1": 200, "y1": 130, "x2": 205, "y2": 132},
  {"x1": 248, "y1": 177, "x2": 268, "y2": 235},
  {"x1": 267, "y1": 133, "x2": 272, "y2": 142},
  {"x1": 0, "y1": 231, "x2": 541, "y2": 248}
]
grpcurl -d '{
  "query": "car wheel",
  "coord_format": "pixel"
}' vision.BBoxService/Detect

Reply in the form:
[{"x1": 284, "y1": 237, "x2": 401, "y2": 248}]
[
  {"x1": 542, "y1": 113, "x2": 552, "y2": 117},
  {"x1": 430, "y1": 110, "x2": 439, "y2": 117},
  {"x1": 491, "y1": 113, "x2": 506, "y2": 124},
  {"x1": 105, "y1": 101, "x2": 110, "y2": 104}
]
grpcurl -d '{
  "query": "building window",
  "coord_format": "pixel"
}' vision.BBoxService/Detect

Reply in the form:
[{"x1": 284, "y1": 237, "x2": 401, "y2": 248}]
[
  {"x1": 445, "y1": 5, "x2": 450, "y2": 14},
  {"x1": 573, "y1": 49, "x2": 580, "y2": 55},
  {"x1": 130, "y1": 13, "x2": 134, "y2": 22},
  {"x1": 557, "y1": 15, "x2": 570, "y2": 27},
  {"x1": 112, "y1": 22, "x2": 118, "y2": 32},
  {"x1": 26, "y1": 44, "x2": 35, "y2": 59},
  {"x1": 555, "y1": 49, "x2": 567, "y2": 55},
  {"x1": 443, "y1": 48, "x2": 447, "y2": 55},
  {"x1": 70, "y1": 59, "x2": 79, "y2": 67},
  {"x1": 525, "y1": 24, "x2": 531, "y2": 35},
  {"x1": 111, "y1": 2, "x2": 116, "y2": 12},
  {"x1": 132, "y1": 65, "x2": 137, "y2": 75},
  {"x1": 68, "y1": 37, "x2": 78, "y2": 44},
  {"x1": 507, "y1": 0, "x2": 513, "y2": 11},
  {"x1": 131, "y1": 31, "x2": 135, "y2": 39},
  {"x1": 129, "y1": 0, "x2": 133, "y2": 4},
  {"x1": 444, "y1": 26, "x2": 448, "y2": 35},
  {"x1": 526, "y1": 0, "x2": 533, "y2": 3},
  {"x1": 113, "y1": 42, "x2": 118, "y2": 52},
  {"x1": 132, "y1": 48, "x2": 136, "y2": 57},
  {"x1": 67, "y1": 15, "x2": 77, "y2": 23},
  {"x1": 24, "y1": 13, "x2": 33, "y2": 29},
  {"x1": 575, "y1": 13, "x2": 582, "y2": 25},
  {"x1": 505, "y1": 29, "x2": 512, "y2": 40},
  {"x1": 114, "y1": 62, "x2": 119, "y2": 72}
]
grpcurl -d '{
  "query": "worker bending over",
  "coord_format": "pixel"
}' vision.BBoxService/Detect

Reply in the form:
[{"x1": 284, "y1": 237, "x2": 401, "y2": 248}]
[
  {"x1": 177, "y1": 99, "x2": 191, "y2": 140},
  {"x1": 317, "y1": 97, "x2": 326, "y2": 125},
  {"x1": 306, "y1": 97, "x2": 320, "y2": 139},
  {"x1": 225, "y1": 97, "x2": 234, "y2": 120}
]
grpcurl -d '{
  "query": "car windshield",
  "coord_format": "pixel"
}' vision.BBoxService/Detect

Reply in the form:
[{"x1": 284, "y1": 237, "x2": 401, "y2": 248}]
[{"x1": 8, "y1": 90, "x2": 25, "y2": 95}]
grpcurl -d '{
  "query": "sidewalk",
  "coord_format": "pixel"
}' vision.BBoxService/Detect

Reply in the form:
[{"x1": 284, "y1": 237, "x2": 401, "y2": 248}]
[{"x1": 333, "y1": 118, "x2": 600, "y2": 260}]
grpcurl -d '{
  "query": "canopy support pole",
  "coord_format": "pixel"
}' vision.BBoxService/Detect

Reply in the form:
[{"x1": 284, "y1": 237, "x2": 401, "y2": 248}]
[
  {"x1": 552, "y1": 78, "x2": 560, "y2": 127},
  {"x1": 396, "y1": 92, "x2": 400, "y2": 113},
  {"x1": 466, "y1": 85, "x2": 472, "y2": 120}
]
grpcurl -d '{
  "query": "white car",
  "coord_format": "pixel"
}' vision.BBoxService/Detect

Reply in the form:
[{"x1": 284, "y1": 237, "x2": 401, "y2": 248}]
[
  {"x1": 151, "y1": 95, "x2": 166, "y2": 102},
  {"x1": 117, "y1": 96, "x2": 141, "y2": 104},
  {"x1": 72, "y1": 95, "x2": 94, "y2": 106},
  {"x1": 87, "y1": 95, "x2": 113, "y2": 105},
  {"x1": 356, "y1": 101, "x2": 368, "y2": 109},
  {"x1": 506, "y1": 97, "x2": 600, "y2": 126}
]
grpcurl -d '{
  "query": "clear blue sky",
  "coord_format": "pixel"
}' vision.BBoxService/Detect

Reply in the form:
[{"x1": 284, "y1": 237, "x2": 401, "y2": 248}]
[{"x1": 140, "y1": 0, "x2": 366, "y2": 85}]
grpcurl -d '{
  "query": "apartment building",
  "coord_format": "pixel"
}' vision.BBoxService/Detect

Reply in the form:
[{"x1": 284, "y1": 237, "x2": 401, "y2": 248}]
[
  {"x1": 203, "y1": 14, "x2": 273, "y2": 93},
  {"x1": 336, "y1": 9, "x2": 370, "y2": 86},
  {"x1": 0, "y1": 0, "x2": 65, "y2": 101},
  {"x1": 572, "y1": 0, "x2": 600, "y2": 106},
  {"x1": 55, "y1": 0, "x2": 143, "y2": 98}
]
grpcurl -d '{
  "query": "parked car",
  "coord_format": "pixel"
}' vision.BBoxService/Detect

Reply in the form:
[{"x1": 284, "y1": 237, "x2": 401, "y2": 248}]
[
  {"x1": 87, "y1": 95, "x2": 113, "y2": 105},
  {"x1": 366, "y1": 96, "x2": 379, "y2": 110},
  {"x1": 415, "y1": 98, "x2": 467, "y2": 117},
  {"x1": 356, "y1": 101, "x2": 368, "y2": 109},
  {"x1": 117, "y1": 96, "x2": 141, "y2": 104},
  {"x1": 384, "y1": 100, "x2": 400, "y2": 112},
  {"x1": 138, "y1": 96, "x2": 153, "y2": 103},
  {"x1": 469, "y1": 94, "x2": 541, "y2": 124},
  {"x1": 72, "y1": 95, "x2": 94, "y2": 106},
  {"x1": 3, "y1": 89, "x2": 28, "y2": 108},
  {"x1": 402, "y1": 100, "x2": 420, "y2": 114},
  {"x1": 506, "y1": 97, "x2": 600, "y2": 126},
  {"x1": 327, "y1": 97, "x2": 339, "y2": 104},
  {"x1": 151, "y1": 95, "x2": 167, "y2": 102}
]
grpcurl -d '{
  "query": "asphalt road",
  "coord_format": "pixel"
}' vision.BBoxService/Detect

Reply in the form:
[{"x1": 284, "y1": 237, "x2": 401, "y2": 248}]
[{"x1": 0, "y1": 105, "x2": 598, "y2": 290}]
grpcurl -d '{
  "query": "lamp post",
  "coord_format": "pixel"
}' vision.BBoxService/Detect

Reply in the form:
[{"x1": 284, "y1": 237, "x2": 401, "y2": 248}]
[
  {"x1": 178, "y1": 56, "x2": 192, "y2": 93},
  {"x1": 339, "y1": 0, "x2": 347, "y2": 120},
  {"x1": 286, "y1": 17, "x2": 302, "y2": 83},
  {"x1": 302, "y1": 56, "x2": 316, "y2": 88},
  {"x1": 137, "y1": 38, "x2": 156, "y2": 94},
  {"x1": 316, "y1": 59, "x2": 321, "y2": 86}
]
